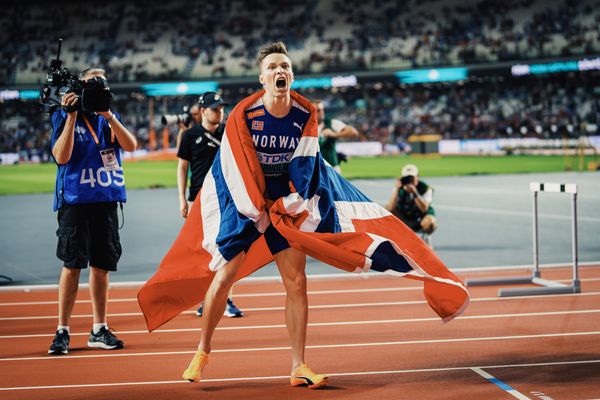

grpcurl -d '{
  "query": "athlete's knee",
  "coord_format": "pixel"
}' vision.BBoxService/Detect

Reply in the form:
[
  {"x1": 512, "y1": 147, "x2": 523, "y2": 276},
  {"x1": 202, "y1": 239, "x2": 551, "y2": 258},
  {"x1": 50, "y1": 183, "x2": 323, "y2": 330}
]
[
  {"x1": 283, "y1": 272, "x2": 307, "y2": 297},
  {"x1": 212, "y1": 271, "x2": 236, "y2": 293},
  {"x1": 212, "y1": 253, "x2": 244, "y2": 292}
]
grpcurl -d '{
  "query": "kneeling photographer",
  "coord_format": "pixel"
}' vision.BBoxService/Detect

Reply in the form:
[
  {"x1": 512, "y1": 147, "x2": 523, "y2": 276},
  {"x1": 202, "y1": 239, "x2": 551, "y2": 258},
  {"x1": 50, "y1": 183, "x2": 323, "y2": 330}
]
[
  {"x1": 47, "y1": 67, "x2": 137, "y2": 355},
  {"x1": 386, "y1": 164, "x2": 437, "y2": 243}
]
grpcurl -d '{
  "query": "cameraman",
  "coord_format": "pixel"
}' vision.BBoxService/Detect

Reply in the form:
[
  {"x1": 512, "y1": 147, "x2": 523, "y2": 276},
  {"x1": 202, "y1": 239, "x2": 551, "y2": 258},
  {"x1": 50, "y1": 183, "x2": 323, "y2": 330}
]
[
  {"x1": 48, "y1": 68, "x2": 137, "y2": 355},
  {"x1": 176, "y1": 91, "x2": 243, "y2": 318},
  {"x1": 386, "y1": 164, "x2": 437, "y2": 240}
]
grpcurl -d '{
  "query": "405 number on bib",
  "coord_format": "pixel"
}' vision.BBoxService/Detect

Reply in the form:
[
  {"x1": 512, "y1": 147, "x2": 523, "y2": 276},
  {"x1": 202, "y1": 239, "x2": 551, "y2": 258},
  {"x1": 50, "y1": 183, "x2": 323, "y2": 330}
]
[{"x1": 79, "y1": 167, "x2": 125, "y2": 188}]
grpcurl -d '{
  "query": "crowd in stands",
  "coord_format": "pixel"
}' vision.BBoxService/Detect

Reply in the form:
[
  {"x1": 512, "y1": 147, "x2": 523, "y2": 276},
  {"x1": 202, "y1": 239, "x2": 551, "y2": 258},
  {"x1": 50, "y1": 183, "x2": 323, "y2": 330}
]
[
  {"x1": 321, "y1": 72, "x2": 600, "y2": 144},
  {"x1": 2, "y1": 72, "x2": 598, "y2": 161},
  {"x1": 0, "y1": 101, "x2": 52, "y2": 162},
  {"x1": 2, "y1": 0, "x2": 599, "y2": 85},
  {"x1": 2, "y1": 0, "x2": 599, "y2": 161}
]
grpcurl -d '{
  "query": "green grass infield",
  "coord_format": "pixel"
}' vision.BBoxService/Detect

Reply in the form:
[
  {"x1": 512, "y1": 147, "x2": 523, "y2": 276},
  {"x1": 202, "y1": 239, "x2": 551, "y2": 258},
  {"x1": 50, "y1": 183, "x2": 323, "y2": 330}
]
[{"x1": 0, "y1": 155, "x2": 596, "y2": 195}]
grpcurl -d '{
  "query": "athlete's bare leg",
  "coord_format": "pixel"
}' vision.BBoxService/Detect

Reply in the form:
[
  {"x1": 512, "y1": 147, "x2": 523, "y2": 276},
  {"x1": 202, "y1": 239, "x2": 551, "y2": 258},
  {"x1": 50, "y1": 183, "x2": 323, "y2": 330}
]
[
  {"x1": 198, "y1": 251, "x2": 245, "y2": 353},
  {"x1": 274, "y1": 247, "x2": 308, "y2": 370}
]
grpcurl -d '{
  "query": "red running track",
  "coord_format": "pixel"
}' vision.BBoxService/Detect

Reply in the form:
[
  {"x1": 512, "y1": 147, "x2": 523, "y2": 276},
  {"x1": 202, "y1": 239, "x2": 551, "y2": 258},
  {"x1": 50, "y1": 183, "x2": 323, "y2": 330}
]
[{"x1": 0, "y1": 265, "x2": 599, "y2": 400}]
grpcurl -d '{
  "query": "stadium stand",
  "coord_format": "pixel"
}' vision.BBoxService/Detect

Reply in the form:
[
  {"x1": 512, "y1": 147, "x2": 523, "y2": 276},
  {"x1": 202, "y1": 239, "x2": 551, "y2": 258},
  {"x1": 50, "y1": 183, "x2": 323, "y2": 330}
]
[
  {"x1": 1, "y1": 0, "x2": 599, "y2": 85},
  {"x1": 1, "y1": 0, "x2": 599, "y2": 161},
  {"x1": 2, "y1": 72, "x2": 598, "y2": 159}
]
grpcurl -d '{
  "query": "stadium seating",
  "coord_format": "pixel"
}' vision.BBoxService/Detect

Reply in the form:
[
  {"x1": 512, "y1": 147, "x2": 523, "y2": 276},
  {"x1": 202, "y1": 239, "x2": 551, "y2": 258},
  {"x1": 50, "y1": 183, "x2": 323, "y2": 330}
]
[
  {"x1": 1, "y1": 0, "x2": 599, "y2": 85},
  {"x1": 1, "y1": 0, "x2": 599, "y2": 159}
]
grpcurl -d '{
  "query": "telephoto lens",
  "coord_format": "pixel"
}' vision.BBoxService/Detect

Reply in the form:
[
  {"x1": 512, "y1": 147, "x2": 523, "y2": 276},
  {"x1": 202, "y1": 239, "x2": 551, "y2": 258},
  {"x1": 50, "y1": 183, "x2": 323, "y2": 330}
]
[{"x1": 161, "y1": 113, "x2": 191, "y2": 126}]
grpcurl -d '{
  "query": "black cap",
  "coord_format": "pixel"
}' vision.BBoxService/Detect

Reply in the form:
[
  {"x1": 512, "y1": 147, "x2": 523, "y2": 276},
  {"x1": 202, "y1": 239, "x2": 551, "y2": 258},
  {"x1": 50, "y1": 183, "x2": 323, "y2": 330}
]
[{"x1": 198, "y1": 92, "x2": 228, "y2": 109}]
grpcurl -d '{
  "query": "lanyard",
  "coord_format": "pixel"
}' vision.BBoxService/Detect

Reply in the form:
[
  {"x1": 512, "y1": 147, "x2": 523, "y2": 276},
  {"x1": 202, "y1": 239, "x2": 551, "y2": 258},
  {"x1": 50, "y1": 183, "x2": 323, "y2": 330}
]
[
  {"x1": 82, "y1": 115, "x2": 114, "y2": 146},
  {"x1": 203, "y1": 131, "x2": 221, "y2": 146}
]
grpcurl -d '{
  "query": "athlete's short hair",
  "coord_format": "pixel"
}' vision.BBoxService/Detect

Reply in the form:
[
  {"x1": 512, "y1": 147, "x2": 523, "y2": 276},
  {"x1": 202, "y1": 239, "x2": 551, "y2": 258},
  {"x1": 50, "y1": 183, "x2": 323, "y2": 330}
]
[{"x1": 257, "y1": 41, "x2": 288, "y2": 67}]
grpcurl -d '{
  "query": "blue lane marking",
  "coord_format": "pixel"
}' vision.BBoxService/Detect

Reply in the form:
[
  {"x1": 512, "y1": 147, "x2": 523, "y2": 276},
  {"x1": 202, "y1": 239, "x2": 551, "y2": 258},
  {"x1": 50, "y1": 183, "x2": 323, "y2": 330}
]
[
  {"x1": 489, "y1": 377, "x2": 515, "y2": 391},
  {"x1": 472, "y1": 367, "x2": 531, "y2": 399}
]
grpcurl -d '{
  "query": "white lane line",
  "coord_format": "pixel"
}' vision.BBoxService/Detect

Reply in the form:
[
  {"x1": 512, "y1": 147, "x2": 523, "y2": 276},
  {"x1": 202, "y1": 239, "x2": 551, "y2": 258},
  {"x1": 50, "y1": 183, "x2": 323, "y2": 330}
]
[
  {"x1": 436, "y1": 204, "x2": 600, "y2": 223},
  {"x1": 0, "y1": 359, "x2": 598, "y2": 391},
  {"x1": 1, "y1": 262, "x2": 598, "y2": 295},
  {"x1": 2, "y1": 309, "x2": 599, "y2": 339},
  {"x1": 0, "y1": 286, "x2": 423, "y2": 306},
  {"x1": 2, "y1": 291, "x2": 600, "y2": 321},
  {"x1": 472, "y1": 367, "x2": 531, "y2": 400},
  {"x1": 2, "y1": 272, "x2": 599, "y2": 307},
  {"x1": 1, "y1": 262, "x2": 597, "y2": 294},
  {"x1": 1, "y1": 331, "x2": 599, "y2": 362}
]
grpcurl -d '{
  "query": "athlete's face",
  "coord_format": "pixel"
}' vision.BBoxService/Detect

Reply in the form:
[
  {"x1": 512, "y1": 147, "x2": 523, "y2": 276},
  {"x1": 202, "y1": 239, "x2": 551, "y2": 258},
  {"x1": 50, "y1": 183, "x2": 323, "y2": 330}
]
[
  {"x1": 259, "y1": 53, "x2": 294, "y2": 98},
  {"x1": 202, "y1": 105, "x2": 224, "y2": 125}
]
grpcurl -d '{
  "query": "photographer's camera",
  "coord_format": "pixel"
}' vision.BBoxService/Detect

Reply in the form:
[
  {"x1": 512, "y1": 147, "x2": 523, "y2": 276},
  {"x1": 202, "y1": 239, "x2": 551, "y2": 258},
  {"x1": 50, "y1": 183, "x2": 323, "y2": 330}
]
[
  {"x1": 401, "y1": 175, "x2": 414, "y2": 186},
  {"x1": 161, "y1": 107, "x2": 193, "y2": 127},
  {"x1": 39, "y1": 39, "x2": 112, "y2": 114}
]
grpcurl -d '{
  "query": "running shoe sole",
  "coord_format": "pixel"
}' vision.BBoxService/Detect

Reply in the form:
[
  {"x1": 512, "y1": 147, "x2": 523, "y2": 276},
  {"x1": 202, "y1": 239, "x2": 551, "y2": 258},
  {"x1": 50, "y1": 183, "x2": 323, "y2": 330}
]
[
  {"x1": 223, "y1": 311, "x2": 243, "y2": 318},
  {"x1": 48, "y1": 348, "x2": 68, "y2": 355},
  {"x1": 290, "y1": 375, "x2": 329, "y2": 389},
  {"x1": 87, "y1": 342, "x2": 124, "y2": 350}
]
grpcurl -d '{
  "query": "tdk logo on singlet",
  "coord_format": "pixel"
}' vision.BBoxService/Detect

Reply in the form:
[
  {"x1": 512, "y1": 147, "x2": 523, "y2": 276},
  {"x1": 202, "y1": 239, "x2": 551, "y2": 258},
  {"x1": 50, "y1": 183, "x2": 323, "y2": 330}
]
[
  {"x1": 75, "y1": 126, "x2": 86, "y2": 135},
  {"x1": 252, "y1": 134, "x2": 299, "y2": 150},
  {"x1": 256, "y1": 152, "x2": 292, "y2": 164}
]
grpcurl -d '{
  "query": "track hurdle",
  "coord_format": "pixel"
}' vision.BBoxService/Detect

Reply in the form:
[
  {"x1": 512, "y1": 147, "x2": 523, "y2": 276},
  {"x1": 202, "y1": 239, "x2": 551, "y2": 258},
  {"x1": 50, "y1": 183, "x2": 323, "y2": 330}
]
[{"x1": 466, "y1": 182, "x2": 581, "y2": 297}]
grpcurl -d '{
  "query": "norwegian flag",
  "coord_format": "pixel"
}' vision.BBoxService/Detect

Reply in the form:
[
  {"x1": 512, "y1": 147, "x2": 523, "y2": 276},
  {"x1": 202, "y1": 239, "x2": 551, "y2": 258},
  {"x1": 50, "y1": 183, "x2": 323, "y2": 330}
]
[
  {"x1": 138, "y1": 90, "x2": 469, "y2": 331},
  {"x1": 251, "y1": 119, "x2": 264, "y2": 131}
]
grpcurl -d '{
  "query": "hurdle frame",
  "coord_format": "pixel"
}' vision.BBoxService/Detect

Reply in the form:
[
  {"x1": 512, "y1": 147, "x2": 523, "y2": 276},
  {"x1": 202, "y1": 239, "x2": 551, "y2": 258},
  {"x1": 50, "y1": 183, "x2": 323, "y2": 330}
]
[{"x1": 465, "y1": 182, "x2": 581, "y2": 297}]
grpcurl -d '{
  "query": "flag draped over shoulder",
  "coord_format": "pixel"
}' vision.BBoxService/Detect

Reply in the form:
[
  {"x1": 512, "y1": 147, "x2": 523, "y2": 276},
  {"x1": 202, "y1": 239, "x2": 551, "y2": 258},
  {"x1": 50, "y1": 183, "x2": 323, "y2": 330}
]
[{"x1": 138, "y1": 90, "x2": 469, "y2": 331}]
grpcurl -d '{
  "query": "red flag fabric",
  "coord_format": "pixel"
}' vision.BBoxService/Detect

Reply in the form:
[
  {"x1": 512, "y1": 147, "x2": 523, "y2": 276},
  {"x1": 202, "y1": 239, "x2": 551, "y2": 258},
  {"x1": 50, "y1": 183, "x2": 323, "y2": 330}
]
[{"x1": 138, "y1": 90, "x2": 469, "y2": 331}]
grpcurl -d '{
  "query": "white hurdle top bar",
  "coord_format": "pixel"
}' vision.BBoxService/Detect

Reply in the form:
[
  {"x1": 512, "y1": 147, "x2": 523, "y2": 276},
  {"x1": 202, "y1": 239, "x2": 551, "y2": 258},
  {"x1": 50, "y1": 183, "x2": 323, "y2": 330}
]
[{"x1": 530, "y1": 182, "x2": 577, "y2": 194}]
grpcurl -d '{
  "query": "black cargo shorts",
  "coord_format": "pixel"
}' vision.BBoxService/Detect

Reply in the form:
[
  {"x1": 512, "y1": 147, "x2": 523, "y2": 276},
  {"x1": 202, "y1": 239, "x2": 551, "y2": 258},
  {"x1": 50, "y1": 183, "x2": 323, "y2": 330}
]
[{"x1": 56, "y1": 202, "x2": 122, "y2": 271}]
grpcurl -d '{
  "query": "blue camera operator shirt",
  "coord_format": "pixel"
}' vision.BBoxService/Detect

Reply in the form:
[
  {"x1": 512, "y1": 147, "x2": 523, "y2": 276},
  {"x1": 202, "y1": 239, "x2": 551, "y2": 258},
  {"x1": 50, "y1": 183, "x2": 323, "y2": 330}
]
[
  {"x1": 245, "y1": 98, "x2": 310, "y2": 199},
  {"x1": 51, "y1": 110, "x2": 127, "y2": 211}
]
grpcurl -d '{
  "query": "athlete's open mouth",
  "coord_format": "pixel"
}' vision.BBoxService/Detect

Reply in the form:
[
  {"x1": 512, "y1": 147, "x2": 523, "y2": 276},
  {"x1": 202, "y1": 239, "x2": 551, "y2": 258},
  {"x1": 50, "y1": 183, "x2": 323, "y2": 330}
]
[{"x1": 276, "y1": 77, "x2": 286, "y2": 89}]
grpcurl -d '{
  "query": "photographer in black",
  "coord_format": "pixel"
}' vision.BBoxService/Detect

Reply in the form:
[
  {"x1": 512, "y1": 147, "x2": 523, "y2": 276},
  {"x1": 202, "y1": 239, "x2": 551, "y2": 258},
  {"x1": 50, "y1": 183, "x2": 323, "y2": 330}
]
[
  {"x1": 176, "y1": 92, "x2": 226, "y2": 219},
  {"x1": 176, "y1": 91, "x2": 243, "y2": 318},
  {"x1": 386, "y1": 164, "x2": 437, "y2": 245},
  {"x1": 48, "y1": 67, "x2": 137, "y2": 355}
]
